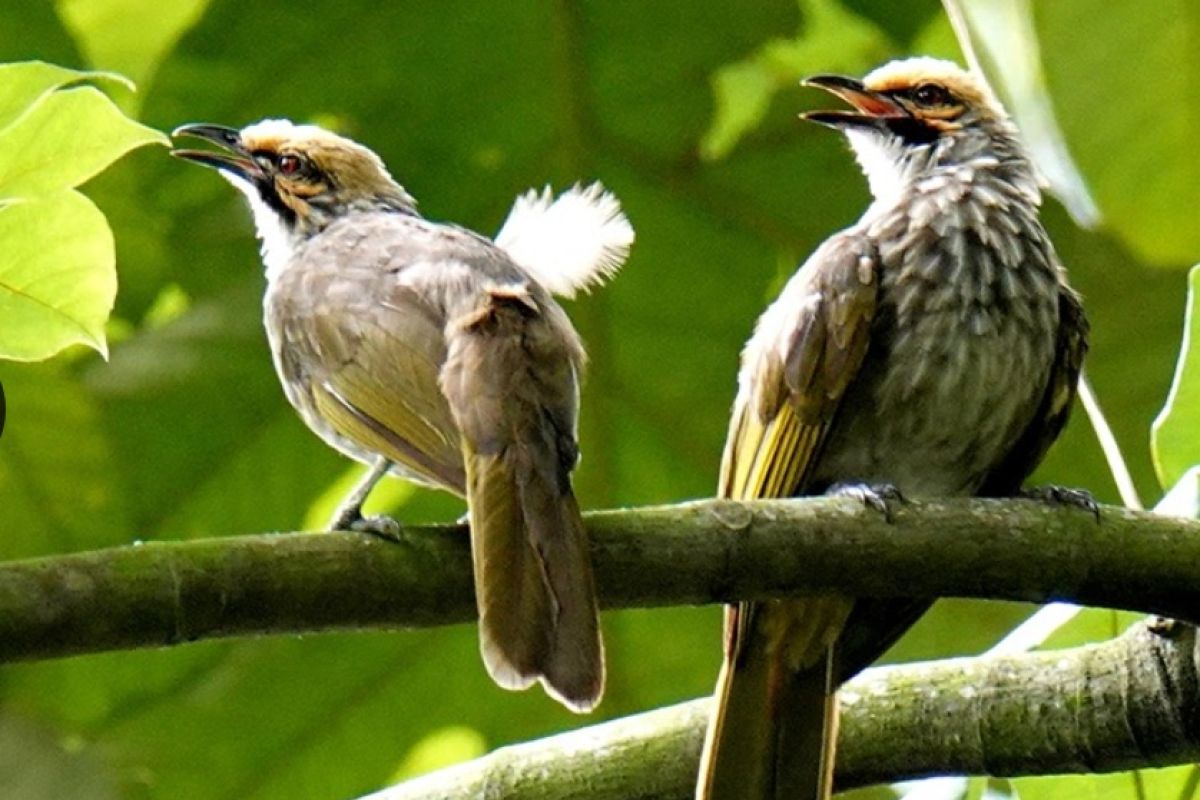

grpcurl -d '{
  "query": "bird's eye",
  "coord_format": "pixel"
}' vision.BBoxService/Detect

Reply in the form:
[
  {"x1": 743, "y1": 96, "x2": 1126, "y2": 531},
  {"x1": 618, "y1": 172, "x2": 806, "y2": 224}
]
[
  {"x1": 277, "y1": 154, "x2": 303, "y2": 176},
  {"x1": 911, "y1": 83, "x2": 951, "y2": 107}
]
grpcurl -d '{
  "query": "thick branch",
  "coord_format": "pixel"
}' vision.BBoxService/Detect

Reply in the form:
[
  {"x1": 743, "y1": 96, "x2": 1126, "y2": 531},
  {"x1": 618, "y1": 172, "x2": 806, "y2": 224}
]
[
  {"x1": 1, "y1": 498, "x2": 1198, "y2": 661},
  {"x1": 365, "y1": 621, "x2": 1200, "y2": 799}
]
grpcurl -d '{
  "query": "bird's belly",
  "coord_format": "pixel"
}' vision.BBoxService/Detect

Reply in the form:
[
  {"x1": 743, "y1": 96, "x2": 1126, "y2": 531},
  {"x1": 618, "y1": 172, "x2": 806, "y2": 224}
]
[
  {"x1": 811, "y1": 310, "x2": 1054, "y2": 497},
  {"x1": 262, "y1": 284, "x2": 458, "y2": 491}
]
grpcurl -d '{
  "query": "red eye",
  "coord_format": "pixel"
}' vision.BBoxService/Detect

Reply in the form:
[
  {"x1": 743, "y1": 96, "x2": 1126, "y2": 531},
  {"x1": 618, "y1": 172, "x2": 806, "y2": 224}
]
[{"x1": 277, "y1": 154, "x2": 302, "y2": 175}]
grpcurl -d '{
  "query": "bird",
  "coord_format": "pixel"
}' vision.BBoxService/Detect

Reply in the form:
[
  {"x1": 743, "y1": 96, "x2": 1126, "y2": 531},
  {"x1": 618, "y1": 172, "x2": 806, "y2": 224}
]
[
  {"x1": 170, "y1": 119, "x2": 634, "y2": 713},
  {"x1": 695, "y1": 57, "x2": 1089, "y2": 799}
]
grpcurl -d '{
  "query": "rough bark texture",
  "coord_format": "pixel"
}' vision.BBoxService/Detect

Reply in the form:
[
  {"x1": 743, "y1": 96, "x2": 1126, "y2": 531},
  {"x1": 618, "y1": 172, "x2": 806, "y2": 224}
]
[
  {"x1": 1, "y1": 498, "x2": 1199, "y2": 662},
  {"x1": 364, "y1": 621, "x2": 1200, "y2": 799}
]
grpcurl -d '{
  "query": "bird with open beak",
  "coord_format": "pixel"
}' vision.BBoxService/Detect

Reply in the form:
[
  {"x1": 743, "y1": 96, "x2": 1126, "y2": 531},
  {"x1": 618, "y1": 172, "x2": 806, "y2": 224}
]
[
  {"x1": 171, "y1": 119, "x2": 634, "y2": 713},
  {"x1": 696, "y1": 58, "x2": 1089, "y2": 799}
]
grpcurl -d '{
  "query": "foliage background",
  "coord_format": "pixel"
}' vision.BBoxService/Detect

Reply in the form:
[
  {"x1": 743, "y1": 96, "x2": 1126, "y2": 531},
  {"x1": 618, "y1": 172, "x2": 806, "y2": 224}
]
[{"x1": 0, "y1": 1, "x2": 1196, "y2": 798}]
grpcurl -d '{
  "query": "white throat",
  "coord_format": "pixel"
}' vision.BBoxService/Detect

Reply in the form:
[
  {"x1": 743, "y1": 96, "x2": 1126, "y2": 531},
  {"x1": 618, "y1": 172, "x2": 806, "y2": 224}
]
[
  {"x1": 223, "y1": 172, "x2": 301, "y2": 283},
  {"x1": 844, "y1": 129, "x2": 914, "y2": 210}
]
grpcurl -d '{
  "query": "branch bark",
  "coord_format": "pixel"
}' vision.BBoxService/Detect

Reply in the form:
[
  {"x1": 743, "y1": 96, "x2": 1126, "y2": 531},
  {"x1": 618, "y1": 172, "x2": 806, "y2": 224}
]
[
  {"x1": 364, "y1": 620, "x2": 1200, "y2": 799},
  {"x1": 2, "y1": 498, "x2": 1199, "y2": 662}
]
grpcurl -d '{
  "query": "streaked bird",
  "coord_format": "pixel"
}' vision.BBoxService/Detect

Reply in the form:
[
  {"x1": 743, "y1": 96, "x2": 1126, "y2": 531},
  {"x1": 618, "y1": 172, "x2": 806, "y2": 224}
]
[
  {"x1": 696, "y1": 58, "x2": 1088, "y2": 799},
  {"x1": 171, "y1": 119, "x2": 634, "y2": 712}
]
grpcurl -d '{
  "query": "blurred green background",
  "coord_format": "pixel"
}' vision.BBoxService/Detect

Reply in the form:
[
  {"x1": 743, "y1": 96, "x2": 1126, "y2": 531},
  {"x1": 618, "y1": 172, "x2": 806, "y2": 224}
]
[{"x1": 0, "y1": 1, "x2": 1197, "y2": 798}]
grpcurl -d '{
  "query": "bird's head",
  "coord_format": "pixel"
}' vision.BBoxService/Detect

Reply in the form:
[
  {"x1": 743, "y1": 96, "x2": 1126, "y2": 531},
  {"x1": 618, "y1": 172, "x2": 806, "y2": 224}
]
[
  {"x1": 171, "y1": 119, "x2": 416, "y2": 239},
  {"x1": 802, "y1": 58, "x2": 1023, "y2": 202}
]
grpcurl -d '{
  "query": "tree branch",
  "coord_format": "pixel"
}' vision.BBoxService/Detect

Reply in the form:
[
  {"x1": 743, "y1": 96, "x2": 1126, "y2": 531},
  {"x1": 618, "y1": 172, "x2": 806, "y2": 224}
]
[
  {"x1": 1, "y1": 498, "x2": 1198, "y2": 662},
  {"x1": 364, "y1": 620, "x2": 1200, "y2": 799}
]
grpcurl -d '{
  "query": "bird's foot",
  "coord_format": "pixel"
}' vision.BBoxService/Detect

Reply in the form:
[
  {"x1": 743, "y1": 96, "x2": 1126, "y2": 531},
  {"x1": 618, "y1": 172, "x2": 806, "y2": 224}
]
[
  {"x1": 826, "y1": 481, "x2": 905, "y2": 522},
  {"x1": 328, "y1": 506, "x2": 402, "y2": 542},
  {"x1": 1019, "y1": 485, "x2": 1100, "y2": 521}
]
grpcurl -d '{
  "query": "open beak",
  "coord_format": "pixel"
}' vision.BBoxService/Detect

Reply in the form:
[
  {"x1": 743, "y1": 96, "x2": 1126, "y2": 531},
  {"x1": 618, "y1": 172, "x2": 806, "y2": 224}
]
[
  {"x1": 800, "y1": 74, "x2": 908, "y2": 131},
  {"x1": 171, "y1": 123, "x2": 263, "y2": 181}
]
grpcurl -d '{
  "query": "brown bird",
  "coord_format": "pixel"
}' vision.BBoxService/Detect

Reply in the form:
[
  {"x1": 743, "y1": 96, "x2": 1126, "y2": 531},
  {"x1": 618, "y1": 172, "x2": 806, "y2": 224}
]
[
  {"x1": 696, "y1": 58, "x2": 1089, "y2": 799},
  {"x1": 171, "y1": 120, "x2": 634, "y2": 712}
]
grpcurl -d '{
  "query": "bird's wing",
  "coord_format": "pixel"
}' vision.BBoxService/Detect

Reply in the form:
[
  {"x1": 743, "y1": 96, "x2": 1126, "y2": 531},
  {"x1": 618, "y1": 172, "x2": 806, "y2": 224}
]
[
  {"x1": 719, "y1": 233, "x2": 877, "y2": 662},
  {"x1": 978, "y1": 281, "x2": 1088, "y2": 496},
  {"x1": 276, "y1": 257, "x2": 467, "y2": 492},
  {"x1": 699, "y1": 235, "x2": 878, "y2": 800},
  {"x1": 720, "y1": 234, "x2": 878, "y2": 505}
]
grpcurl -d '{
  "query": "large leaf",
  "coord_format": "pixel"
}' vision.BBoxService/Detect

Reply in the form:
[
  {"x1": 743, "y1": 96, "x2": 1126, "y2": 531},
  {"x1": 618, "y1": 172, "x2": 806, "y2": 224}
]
[
  {"x1": 0, "y1": 191, "x2": 115, "y2": 360},
  {"x1": 701, "y1": 0, "x2": 896, "y2": 161},
  {"x1": 1152, "y1": 266, "x2": 1200, "y2": 489},
  {"x1": 1013, "y1": 765, "x2": 1200, "y2": 800},
  {"x1": 0, "y1": 361, "x2": 130, "y2": 558},
  {"x1": 54, "y1": 0, "x2": 211, "y2": 113},
  {"x1": 0, "y1": 85, "x2": 166, "y2": 200},
  {"x1": 1035, "y1": 0, "x2": 1200, "y2": 266},
  {"x1": 944, "y1": 0, "x2": 1100, "y2": 227},
  {"x1": 0, "y1": 65, "x2": 167, "y2": 361},
  {"x1": 0, "y1": 61, "x2": 127, "y2": 130}
]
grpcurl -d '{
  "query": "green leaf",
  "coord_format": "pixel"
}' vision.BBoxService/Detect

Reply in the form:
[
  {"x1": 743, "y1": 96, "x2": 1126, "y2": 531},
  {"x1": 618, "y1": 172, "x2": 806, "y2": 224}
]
[
  {"x1": 388, "y1": 726, "x2": 487, "y2": 783},
  {"x1": 1035, "y1": 0, "x2": 1200, "y2": 265},
  {"x1": 1013, "y1": 764, "x2": 1200, "y2": 800},
  {"x1": 944, "y1": 0, "x2": 1099, "y2": 226},
  {"x1": 55, "y1": 0, "x2": 211, "y2": 112},
  {"x1": 0, "y1": 60, "x2": 130, "y2": 131},
  {"x1": 0, "y1": 191, "x2": 116, "y2": 360},
  {"x1": 1152, "y1": 266, "x2": 1200, "y2": 488},
  {"x1": 0, "y1": 85, "x2": 167, "y2": 201},
  {"x1": 702, "y1": 0, "x2": 893, "y2": 160},
  {"x1": 0, "y1": 362, "x2": 130, "y2": 558}
]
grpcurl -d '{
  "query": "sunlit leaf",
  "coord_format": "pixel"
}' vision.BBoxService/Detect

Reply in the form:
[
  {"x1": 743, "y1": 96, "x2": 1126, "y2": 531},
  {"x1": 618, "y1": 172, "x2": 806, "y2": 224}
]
[
  {"x1": 0, "y1": 60, "x2": 129, "y2": 131},
  {"x1": 1036, "y1": 0, "x2": 1200, "y2": 265},
  {"x1": 388, "y1": 726, "x2": 487, "y2": 783},
  {"x1": 0, "y1": 191, "x2": 115, "y2": 360},
  {"x1": 702, "y1": 0, "x2": 893, "y2": 160},
  {"x1": 54, "y1": 0, "x2": 210, "y2": 113},
  {"x1": 1013, "y1": 764, "x2": 1200, "y2": 800},
  {"x1": 943, "y1": 0, "x2": 1100, "y2": 226},
  {"x1": 0, "y1": 85, "x2": 167, "y2": 201},
  {"x1": 1152, "y1": 266, "x2": 1200, "y2": 489}
]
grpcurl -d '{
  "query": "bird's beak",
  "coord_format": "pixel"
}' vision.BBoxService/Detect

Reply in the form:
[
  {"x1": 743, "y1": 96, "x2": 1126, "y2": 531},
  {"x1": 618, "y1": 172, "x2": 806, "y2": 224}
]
[
  {"x1": 800, "y1": 74, "x2": 908, "y2": 131},
  {"x1": 170, "y1": 123, "x2": 263, "y2": 181}
]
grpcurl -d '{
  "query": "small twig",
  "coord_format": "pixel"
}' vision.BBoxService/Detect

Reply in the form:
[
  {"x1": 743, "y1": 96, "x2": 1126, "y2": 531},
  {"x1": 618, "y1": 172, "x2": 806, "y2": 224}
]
[{"x1": 1078, "y1": 369, "x2": 1144, "y2": 510}]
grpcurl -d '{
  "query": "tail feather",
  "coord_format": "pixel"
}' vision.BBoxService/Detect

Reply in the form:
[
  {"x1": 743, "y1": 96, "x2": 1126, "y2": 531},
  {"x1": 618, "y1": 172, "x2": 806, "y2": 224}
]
[
  {"x1": 466, "y1": 446, "x2": 604, "y2": 712},
  {"x1": 494, "y1": 183, "x2": 634, "y2": 298},
  {"x1": 467, "y1": 450, "x2": 552, "y2": 691},
  {"x1": 697, "y1": 608, "x2": 840, "y2": 800}
]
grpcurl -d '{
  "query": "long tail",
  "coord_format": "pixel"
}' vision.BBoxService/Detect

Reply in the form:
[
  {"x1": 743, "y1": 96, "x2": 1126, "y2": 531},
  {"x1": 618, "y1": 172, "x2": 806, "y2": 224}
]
[
  {"x1": 445, "y1": 290, "x2": 604, "y2": 713},
  {"x1": 697, "y1": 602, "x2": 843, "y2": 800},
  {"x1": 465, "y1": 445, "x2": 604, "y2": 712}
]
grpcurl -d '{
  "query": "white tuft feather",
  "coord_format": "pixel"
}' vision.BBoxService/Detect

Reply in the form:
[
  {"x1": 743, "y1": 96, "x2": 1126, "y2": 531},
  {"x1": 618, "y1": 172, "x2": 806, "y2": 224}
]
[{"x1": 494, "y1": 183, "x2": 634, "y2": 298}]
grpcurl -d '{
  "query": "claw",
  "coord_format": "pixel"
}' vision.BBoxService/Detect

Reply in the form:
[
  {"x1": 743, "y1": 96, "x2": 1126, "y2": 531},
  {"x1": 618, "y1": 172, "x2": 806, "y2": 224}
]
[
  {"x1": 347, "y1": 514, "x2": 403, "y2": 542},
  {"x1": 329, "y1": 504, "x2": 402, "y2": 542},
  {"x1": 826, "y1": 481, "x2": 905, "y2": 522},
  {"x1": 1020, "y1": 485, "x2": 1100, "y2": 521}
]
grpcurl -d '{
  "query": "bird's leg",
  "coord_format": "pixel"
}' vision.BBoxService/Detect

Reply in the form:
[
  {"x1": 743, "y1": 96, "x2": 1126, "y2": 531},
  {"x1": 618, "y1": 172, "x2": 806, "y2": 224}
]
[
  {"x1": 826, "y1": 481, "x2": 905, "y2": 522},
  {"x1": 328, "y1": 457, "x2": 402, "y2": 540},
  {"x1": 1019, "y1": 485, "x2": 1100, "y2": 521}
]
